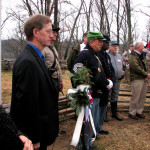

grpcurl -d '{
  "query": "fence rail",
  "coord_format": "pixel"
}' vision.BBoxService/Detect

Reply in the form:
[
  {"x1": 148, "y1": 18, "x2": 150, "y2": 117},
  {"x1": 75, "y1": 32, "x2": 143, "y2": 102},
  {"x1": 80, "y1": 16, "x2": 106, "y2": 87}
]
[{"x1": 3, "y1": 88, "x2": 150, "y2": 121}]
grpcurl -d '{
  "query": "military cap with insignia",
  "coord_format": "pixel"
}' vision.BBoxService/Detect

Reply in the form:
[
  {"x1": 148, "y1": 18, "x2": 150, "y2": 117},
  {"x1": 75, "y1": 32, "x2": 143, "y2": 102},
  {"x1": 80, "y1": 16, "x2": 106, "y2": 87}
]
[
  {"x1": 52, "y1": 24, "x2": 60, "y2": 32},
  {"x1": 103, "y1": 35, "x2": 111, "y2": 42}
]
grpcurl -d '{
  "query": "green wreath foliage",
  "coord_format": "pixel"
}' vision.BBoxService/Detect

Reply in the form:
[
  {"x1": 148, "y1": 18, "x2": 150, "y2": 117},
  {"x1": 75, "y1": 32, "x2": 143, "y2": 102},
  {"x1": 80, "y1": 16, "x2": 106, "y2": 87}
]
[
  {"x1": 68, "y1": 67, "x2": 93, "y2": 87},
  {"x1": 67, "y1": 89, "x2": 90, "y2": 115},
  {"x1": 67, "y1": 67, "x2": 93, "y2": 115}
]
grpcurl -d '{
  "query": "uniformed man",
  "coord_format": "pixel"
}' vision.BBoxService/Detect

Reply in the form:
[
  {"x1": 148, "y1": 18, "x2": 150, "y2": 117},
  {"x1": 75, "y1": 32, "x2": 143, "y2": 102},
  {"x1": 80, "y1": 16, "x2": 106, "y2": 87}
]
[
  {"x1": 98, "y1": 35, "x2": 115, "y2": 133},
  {"x1": 73, "y1": 31, "x2": 111, "y2": 150},
  {"x1": 42, "y1": 25, "x2": 63, "y2": 93}
]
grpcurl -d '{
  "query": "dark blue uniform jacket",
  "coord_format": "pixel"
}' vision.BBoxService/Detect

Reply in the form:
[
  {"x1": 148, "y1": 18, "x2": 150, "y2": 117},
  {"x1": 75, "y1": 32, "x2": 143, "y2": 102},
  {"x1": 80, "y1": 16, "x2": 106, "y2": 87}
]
[
  {"x1": 73, "y1": 43, "x2": 108, "y2": 98},
  {"x1": 99, "y1": 49, "x2": 115, "y2": 82}
]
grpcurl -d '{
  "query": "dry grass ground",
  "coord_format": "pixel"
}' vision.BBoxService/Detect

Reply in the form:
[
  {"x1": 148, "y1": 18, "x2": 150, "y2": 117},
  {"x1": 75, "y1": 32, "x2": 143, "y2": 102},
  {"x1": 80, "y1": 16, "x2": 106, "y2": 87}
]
[
  {"x1": 48, "y1": 112, "x2": 150, "y2": 150},
  {"x1": 2, "y1": 70, "x2": 150, "y2": 150},
  {"x1": 1, "y1": 70, "x2": 71, "y2": 104},
  {"x1": 2, "y1": 71, "x2": 12, "y2": 104}
]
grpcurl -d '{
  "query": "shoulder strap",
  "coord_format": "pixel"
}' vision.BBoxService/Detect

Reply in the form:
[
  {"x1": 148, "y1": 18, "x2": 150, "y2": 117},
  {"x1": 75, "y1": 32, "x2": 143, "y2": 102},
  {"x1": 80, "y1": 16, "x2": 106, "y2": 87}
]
[
  {"x1": 93, "y1": 54, "x2": 104, "y2": 82},
  {"x1": 49, "y1": 46, "x2": 57, "y2": 69}
]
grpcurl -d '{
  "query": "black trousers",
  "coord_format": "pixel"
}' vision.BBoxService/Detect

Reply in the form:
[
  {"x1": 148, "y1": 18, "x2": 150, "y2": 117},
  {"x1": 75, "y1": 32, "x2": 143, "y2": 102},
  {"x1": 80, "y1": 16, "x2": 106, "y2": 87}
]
[
  {"x1": 53, "y1": 78, "x2": 59, "y2": 93},
  {"x1": 39, "y1": 142, "x2": 47, "y2": 150}
]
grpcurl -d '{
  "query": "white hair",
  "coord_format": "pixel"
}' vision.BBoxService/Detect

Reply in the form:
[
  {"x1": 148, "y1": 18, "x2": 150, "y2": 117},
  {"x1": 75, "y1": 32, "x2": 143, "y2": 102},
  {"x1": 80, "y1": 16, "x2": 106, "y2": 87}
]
[{"x1": 133, "y1": 41, "x2": 144, "y2": 49}]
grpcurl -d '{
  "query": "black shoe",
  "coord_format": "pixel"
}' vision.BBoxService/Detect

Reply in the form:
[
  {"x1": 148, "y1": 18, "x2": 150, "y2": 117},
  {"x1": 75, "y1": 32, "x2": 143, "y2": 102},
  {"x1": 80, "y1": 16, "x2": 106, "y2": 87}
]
[
  {"x1": 95, "y1": 136, "x2": 100, "y2": 140},
  {"x1": 99, "y1": 130, "x2": 109, "y2": 135},
  {"x1": 128, "y1": 114, "x2": 138, "y2": 120},
  {"x1": 104, "y1": 117, "x2": 109, "y2": 122},
  {"x1": 136, "y1": 113, "x2": 145, "y2": 119},
  {"x1": 89, "y1": 144, "x2": 97, "y2": 150},
  {"x1": 112, "y1": 113, "x2": 123, "y2": 121}
]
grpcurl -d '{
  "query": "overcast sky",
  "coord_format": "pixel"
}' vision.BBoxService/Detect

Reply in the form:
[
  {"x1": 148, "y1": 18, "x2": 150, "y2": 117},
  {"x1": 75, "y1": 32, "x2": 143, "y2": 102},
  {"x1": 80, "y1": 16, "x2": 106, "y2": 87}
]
[{"x1": 1, "y1": 0, "x2": 150, "y2": 41}]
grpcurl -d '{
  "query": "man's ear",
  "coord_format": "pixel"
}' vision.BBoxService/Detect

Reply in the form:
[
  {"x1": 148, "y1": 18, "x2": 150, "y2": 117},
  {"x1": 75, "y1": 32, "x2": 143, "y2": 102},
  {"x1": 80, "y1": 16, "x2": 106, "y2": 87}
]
[{"x1": 33, "y1": 28, "x2": 39, "y2": 38}]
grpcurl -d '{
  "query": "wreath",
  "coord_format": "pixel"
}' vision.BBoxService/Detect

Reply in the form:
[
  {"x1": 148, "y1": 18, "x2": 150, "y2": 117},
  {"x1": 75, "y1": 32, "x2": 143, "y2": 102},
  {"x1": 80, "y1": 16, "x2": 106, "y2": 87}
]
[{"x1": 67, "y1": 67, "x2": 93, "y2": 115}]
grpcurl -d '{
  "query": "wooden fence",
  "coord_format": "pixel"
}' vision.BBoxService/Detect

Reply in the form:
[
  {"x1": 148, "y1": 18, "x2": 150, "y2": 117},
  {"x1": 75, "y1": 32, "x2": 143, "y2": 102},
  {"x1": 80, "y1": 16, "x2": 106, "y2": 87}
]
[
  {"x1": 3, "y1": 88, "x2": 150, "y2": 122},
  {"x1": 117, "y1": 88, "x2": 150, "y2": 112}
]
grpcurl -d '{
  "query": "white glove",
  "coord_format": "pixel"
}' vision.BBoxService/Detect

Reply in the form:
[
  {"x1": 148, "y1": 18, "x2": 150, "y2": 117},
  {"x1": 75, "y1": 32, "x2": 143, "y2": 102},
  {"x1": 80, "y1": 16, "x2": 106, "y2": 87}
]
[{"x1": 106, "y1": 79, "x2": 113, "y2": 89}]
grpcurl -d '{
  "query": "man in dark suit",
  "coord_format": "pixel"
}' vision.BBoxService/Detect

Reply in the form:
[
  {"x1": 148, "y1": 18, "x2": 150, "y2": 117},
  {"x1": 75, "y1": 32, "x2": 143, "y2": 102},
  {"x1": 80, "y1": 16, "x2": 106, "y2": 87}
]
[{"x1": 10, "y1": 14, "x2": 59, "y2": 150}]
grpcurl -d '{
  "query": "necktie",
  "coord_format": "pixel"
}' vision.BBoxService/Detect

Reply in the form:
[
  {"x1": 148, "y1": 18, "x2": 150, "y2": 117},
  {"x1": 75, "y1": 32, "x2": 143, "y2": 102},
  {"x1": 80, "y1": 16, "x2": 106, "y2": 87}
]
[{"x1": 41, "y1": 55, "x2": 48, "y2": 67}]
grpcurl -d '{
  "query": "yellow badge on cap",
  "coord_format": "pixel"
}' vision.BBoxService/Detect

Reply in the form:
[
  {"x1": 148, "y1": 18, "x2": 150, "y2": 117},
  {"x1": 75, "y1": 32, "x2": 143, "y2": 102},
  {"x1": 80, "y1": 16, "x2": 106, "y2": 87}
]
[{"x1": 98, "y1": 67, "x2": 101, "y2": 72}]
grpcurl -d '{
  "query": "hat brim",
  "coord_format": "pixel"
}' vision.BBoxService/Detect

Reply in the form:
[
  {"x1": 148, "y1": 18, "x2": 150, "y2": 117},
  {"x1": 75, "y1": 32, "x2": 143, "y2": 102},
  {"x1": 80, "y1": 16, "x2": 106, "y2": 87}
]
[
  {"x1": 103, "y1": 38, "x2": 111, "y2": 42},
  {"x1": 110, "y1": 44, "x2": 119, "y2": 46},
  {"x1": 97, "y1": 37, "x2": 104, "y2": 40},
  {"x1": 52, "y1": 27, "x2": 60, "y2": 32}
]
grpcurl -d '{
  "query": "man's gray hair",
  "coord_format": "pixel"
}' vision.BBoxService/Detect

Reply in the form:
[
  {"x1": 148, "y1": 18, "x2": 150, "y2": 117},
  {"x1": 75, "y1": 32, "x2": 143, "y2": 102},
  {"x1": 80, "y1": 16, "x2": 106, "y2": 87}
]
[
  {"x1": 87, "y1": 40, "x2": 90, "y2": 43},
  {"x1": 87, "y1": 39, "x2": 95, "y2": 43},
  {"x1": 133, "y1": 41, "x2": 144, "y2": 49}
]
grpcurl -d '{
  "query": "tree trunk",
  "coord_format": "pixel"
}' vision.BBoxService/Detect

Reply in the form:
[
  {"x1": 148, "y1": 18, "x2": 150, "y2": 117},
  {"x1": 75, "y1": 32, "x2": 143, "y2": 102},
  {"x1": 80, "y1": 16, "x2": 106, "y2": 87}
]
[
  {"x1": 64, "y1": 0, "x2": 83, "y2": 60},
  {"x1": 125, "y1": 0, "x2": 133, "y2": 46},
  {"x1": 54, "y1": 0, "x2": 59, "y2": 51},
  {"x1": 117, "y1": 0, "x2": 120, "y2": 44}
]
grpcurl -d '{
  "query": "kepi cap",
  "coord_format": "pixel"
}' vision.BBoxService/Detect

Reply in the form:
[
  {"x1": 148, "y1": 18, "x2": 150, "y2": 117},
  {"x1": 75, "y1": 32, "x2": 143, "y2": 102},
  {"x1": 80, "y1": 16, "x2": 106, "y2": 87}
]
[
  {"x1": 103, "y1": 35, "x2": 111, "y2": 42},
  {"x1": 52, "y1": 24, "x2": 60, "y2": 32},
  {"x1": 87, "y1": 31, "x2": 103, "y2": 40},
  {"x1": 109, "y1": 41, "x2": 119, "y2": 46}
]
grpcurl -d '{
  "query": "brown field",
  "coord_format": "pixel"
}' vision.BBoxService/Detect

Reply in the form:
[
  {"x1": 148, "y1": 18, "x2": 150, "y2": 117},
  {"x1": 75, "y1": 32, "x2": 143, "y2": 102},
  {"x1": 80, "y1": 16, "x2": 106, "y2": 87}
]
[
  {"x1": 2, "y1": 71, "x2": 12, "y2": 104},
  {"x1": 1, "y1": 70, "x2": 71, "y2": 104},
  {"x1": 2, "y1": 70, "x2": 150, "y2": 150}
]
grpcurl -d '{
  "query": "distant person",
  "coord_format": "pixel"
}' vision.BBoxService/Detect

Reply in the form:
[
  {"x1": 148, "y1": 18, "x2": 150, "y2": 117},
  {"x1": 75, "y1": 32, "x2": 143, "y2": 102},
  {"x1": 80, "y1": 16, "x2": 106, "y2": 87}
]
[
  {"x1": 98, "y1": 35, "x2": 115, "y2": 131},
  {"x1": 42, "y1": 25, "x2": 63, "y2": 93},
  {"x1": 67, "y1": 32, "x2": 88, "y2": 72},
  {"x1": 145, "y1": 44, "x2": 150, "y2": 71},
  {"x1": 0, "y1": 105, "x2": 33, "y2": 150},
  {"x1": 128, "y1": 41, "x2": 150, "y2": 120},
  {"x1": 107, "y1": 41, "x2": 123, "y2": 121},
  {"x1": 122, "y1": 44, "x2": 134, "y2": 81},
  {"x1": 10, "y1": 14, "x2": 59, "y2": 150}
]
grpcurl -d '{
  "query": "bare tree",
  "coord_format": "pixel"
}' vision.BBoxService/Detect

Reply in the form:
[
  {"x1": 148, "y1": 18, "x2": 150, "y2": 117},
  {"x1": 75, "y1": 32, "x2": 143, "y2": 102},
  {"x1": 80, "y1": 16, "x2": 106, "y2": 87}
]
[
  {"x1": 125, "y1": 0, "x2": 133, "y2": 46},
  {"x1": 4, "y1": 20, "x2": 26, "y2": 58},
  {"x1": 22, "y1": 0, "x2": 54, "y2": 16},
  {"x1": 64, "y1": 0, "x2": 84, "y2": 59},
  {"x1": 93, "y1": 0, "x2": 111, "y2": 35},
  {"x1": 2, "y1": 0, "x2": 150, "y2": 60},
  {"x1": 54, "y1": 0, "x2": 59, "y2": 50},
  {"x1": 142, "y1": 19, "x2": 150, "y2": 44},
  {"x1": 83, "y1": 0, "x2": 93, "y2": 31}
]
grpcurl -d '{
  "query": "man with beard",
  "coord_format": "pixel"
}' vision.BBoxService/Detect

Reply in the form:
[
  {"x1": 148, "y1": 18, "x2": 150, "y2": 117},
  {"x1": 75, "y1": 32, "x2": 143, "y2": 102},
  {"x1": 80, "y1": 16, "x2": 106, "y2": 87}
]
[{"x1": 107, "y1": 41, "x2": 123, "y2": 121}]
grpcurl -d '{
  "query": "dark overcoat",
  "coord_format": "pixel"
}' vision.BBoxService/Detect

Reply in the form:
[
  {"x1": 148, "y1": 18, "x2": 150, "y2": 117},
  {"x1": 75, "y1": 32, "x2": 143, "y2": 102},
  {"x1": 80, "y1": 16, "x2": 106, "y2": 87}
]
[{"x1": 10, "y1": 44, "x2": 59, "y2": 146}]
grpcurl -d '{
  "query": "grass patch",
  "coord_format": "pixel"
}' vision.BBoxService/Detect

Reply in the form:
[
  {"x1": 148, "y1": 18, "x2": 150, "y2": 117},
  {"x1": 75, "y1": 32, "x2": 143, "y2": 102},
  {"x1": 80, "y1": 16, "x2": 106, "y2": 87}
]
[
  {"x1": 2, "y1": 71, "x2": 12, "y2": 104},
  {"x1": 2, "y1": 70, "x2": 72, "y2": 104}
]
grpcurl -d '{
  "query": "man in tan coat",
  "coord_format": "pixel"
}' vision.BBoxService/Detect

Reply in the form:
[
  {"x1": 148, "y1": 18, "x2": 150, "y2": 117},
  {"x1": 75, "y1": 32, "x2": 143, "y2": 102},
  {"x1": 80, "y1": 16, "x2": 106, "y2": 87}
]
[
  {"x1": 129, "y1": 41, "x2": 150, "y2": 120},
  {"x1": 42, "y1": 25, "x2": 63, "y2": 93}
]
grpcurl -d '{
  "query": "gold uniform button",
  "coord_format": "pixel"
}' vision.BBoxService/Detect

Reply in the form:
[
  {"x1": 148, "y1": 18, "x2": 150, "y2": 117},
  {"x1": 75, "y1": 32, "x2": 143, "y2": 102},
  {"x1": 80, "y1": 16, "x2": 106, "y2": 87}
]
[{"x1": 98, "y1": 68, "x2": 101, "y2": 72}]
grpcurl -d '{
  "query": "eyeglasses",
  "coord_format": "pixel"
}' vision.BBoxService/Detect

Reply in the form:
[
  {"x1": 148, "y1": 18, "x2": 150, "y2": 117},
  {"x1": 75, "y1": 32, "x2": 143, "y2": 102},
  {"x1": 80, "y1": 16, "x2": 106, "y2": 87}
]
[{"x1": 45, "y1": 29, "x2": 53, "y2": 34}]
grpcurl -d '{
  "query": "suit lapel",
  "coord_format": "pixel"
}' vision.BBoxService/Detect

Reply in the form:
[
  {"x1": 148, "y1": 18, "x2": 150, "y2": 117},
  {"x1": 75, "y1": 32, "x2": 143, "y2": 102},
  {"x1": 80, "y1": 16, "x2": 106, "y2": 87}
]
[{"x1": 26, "y1": 44, "x2": 57, "y2": 93}]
